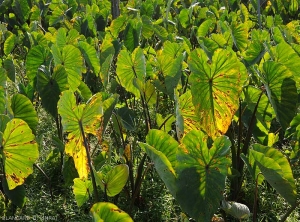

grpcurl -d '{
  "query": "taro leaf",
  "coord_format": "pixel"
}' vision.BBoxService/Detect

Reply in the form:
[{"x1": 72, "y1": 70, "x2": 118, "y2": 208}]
[
  {"x1": 3, "y1": 58, "x2": 15, "y2": 82},
  {"x1": 26, "y1": 45, "x2": 51, "y2": 81},
  {"x1": 63, "y1": 157, "x2": 79, "y2": 186},
  {"x1": 188, "y1": 48, "x2": 246, "y2": 138},
  {"x1": 124, "y1": 19, "x2": 142, "y2": 52},
  {"x1": 244, "y1": 86, "x2": 274, "y2": 144},
  {"x1": 272, "y1": 42, "x2": 300, "y2": 89},
  {"x1": 98, "y1": 164, "x2": 129, "y2": 197},
  {"x1": 231, "y1": 23, "x2": 248, "y2": 51},
  {"x1": 4, "y1": 34, "x2": 16, "y2": 55},
  {"x1": 2, "y1": 178, "x2": 25, "y2": 208},
  {"x1": 37, "y1": 65, "x2": 69, "y2": 118},
  {"x1": 100, "y1": 54, "x2": 113, "y2": 87},
  {"x1": 250, "y1": 144, "x2": 297, "y2": 205},
  {"x1": 262, "y1": 61, "x2": 297, "y2": 131},
  {"x1": 116, "y1": 47, "x2": 146, "y2": 97},
  {"x1": 116, "y1": 107, "x2": 136, "y2": 131},
  {"x1": 10, "y1": 94, "x2": 38, "y2": 134},
  {"x1": 174, "y1": 90, "x2": 201, "y2": 140},
  {"x1": 139, "y1": 129, "x2": 178, "y2": 197},
  {"x1": 52, "y1": 44, "x2": 83, "y2": 91},
  {"x1": 176, "y1": 130, "x2": 230, "y2": 221},
  {"x1": 58, "y1": 90, "x2": 103, "y2": 178},
  {"x1": 156, "y1": 41, "x2": 184, "y2": 95},
  {"x1": 0, "y1": 115, "x2": 10, "y2": 133},
  {"x1": 12, "y1": 0, "x2": 30, "y2": 24},
  {"x1": 1, "y1": 119, "x2": 39, "y2": 190},
  {"x1": 73, "y1": 178, "x2": 93, "y2": 207},
  {"x1": 77, "y1": 80, "x2": 92, "y2": 102},
  {"x1": 0, "y1": 69, "x2": 6, "y2": 114},
  {"x1": 100, "y1": 94, "x2": 119, "y2": 137},
  {"x1": 178, "y1": 8, "x2": 189, "y2": 28},
  {"x1": 78, "y1": 41, "x2": 100, "y2": 76},
  {"x1": 156, "y1": 113, "x2": 175, "y2": 133},
  {"x1": 197, "y1": 19, "x2": 214, "y2": 37},
  {"x1": 90, "y1": 202, "x2": 133, "y2": 222}
]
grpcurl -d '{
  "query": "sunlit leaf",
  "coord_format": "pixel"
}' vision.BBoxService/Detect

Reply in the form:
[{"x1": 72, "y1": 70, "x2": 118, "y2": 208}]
[
  {"x1": 139, "y1": 129, "x2": 178, "y2": 197},
  {"x1": 188, "y1": 48, "x2": 246, "y2": 137},
  {"x1": 98, "y1": 164, "x2": 129, "y2": 197},
  {"x1": 52, "y1": 44, "x2": 83, "y2": 91},
  {"x1": 250, "y1": 144, "x2": 297, "y2": 205},
  {"x1": 4, "y1": 34, "x2": 16, "y2": 55},
  {"x1": 78, "y1": 41, "x2": 100, "y2": 75},
  {"x1": 90, "y1": 202, "x2": 133, "y2": 222},
  {"x1": 116, "y1": 47, "x2": 146, "y2": 97},
  {"x1": 10, "y1": 94, "x2": 38, "y2": 133},
  {"x1": 73, "y1": 178, "x2": 93, "y2": 207},
  {"x1": 1, "y1": 119, "x2": 39, "y2": 190},
  {"x1": 58, "y1": 90, "x2": 103, "y2": 178}
]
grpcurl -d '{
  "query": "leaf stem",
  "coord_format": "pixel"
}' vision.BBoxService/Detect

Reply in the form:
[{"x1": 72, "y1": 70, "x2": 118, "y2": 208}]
[{"x1": 79, "y1": 121, "x2": 99, "y2": 202}]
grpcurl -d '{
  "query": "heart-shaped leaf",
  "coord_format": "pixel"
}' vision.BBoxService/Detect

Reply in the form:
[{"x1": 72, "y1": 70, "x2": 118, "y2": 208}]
[
  {"x1": 10, "y1": 94, "x2": 38, "y2": 133},
  {"x1": 90, "y1": 202, "x2": 133, "y2": 222},
  {"x1": 116, "y1": 47, "x2": 146, "y2": 97},
  {"x1": 1, "y1": 119, "x2": 39, "y2": 190},
  {"x1": 73, "y1": 178, "x2": 93, "y2": 207},
  {"x1": 37, "y1": 65, "x2": 69, "y2": 118},
  {"x1": 188, "y1": 48, "x2": 246, "y2": 137},
  {"x1": 98, "y1": 164, "x2": 129, "y2": 197},
  {"x1": 0, "y1": 69, "x2": 6, "y2": 114},
  {"x1": 58, "y1": 90, "x2": 103, "y2": 178},
  {"x1": 176, "y1": 130, "x2": 231, "y2": 221}
]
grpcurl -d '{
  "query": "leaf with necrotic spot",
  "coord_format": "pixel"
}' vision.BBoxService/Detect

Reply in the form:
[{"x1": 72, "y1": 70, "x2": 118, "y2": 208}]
[
  {"x1": 188, "y1": 48, "x2": 246, "y2": 138},
  {"x1": 1, "y1": 119, "x2": 39, "y2": 190}
]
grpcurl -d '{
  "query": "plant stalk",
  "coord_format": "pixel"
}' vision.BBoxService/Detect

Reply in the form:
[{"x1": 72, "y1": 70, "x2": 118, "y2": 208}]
[{"x1": 79, "y1": 121, "x2": 99, "y2": 202}]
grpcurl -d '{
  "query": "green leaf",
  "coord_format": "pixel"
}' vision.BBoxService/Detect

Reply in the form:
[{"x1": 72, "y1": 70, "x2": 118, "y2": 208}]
[
  {"x1": 12, "y1": 0, "x2": 30, "y2": 24},
  {"x1": 37, "y1": 65, "x2": 68, "y2": 118},
  {"x1": 78, "y1": 41, "x2": 100, "y2": 75},
  {"x1": 1, "y1": 119, "x2": 39, "y2": 190},
  {"x1": 197, "y1": 19, "x2": 214, "y2": 37},
  {"x1": 188, "y1": 48, "x2": 246, "y2": 137},
  {"x1": 231, "y1": 23, "x2": 248, "y2": 51},
  {"x1": 3, "y1": 58, "x2": 15, "y2": 82},
  {"x1": 139, "y1": 130, "x2": 178, "y2": 197},
  {"x1": 178, "y1": 8, "x2": 189, "y2": 28},
  {"x1": 0, "y1": 115, "x2": 10, "y2": 133},
  {"x1": 0, "y1": 69, "x2": 6, "y2": 114},
  {"x1": 262, "y1": 61, "x2": 297, "y2": 131},
  {"x1": 73, "y1": 178, "x2": 93, "y2": 207},
  {"x1": 90, "y1": 202, "x2": 133, "y2": 222},
  {"x1": 2, "y1": 178, "x2": 26, "y2": 208},
  {"x1": 10, "y1": 94, "x2": 38, "y2": 133},
  {"x1": 250, "y1": 144, "x2": 297, "y2": 205},
  {"x1": 116, "y1": 48, "x2": 146, "y2": 97},
  {"x1": 77, "y1": 80, "x2": 92, "y2": 102},
  {"x1": 156, "y1": 114, "x2": 175, "y2": 133},
  {"x1": 176, "y1": 130, "x2": 230, "y2": 221},
  {"x1": 99, "y1": 164, "x2": 129, "y2": 197},
  {"x1": 26, "y1": 45, "x2": 51, "y2": 81},
  {"x1": 4, "y1": 34, "x2": 16, "y2": 55},
  {"x1": 52, "y1": 44, "x2": 83, "y2": 91},
  {"x1": 124, "y1": 19, "x2": 142, "y2": 52}
]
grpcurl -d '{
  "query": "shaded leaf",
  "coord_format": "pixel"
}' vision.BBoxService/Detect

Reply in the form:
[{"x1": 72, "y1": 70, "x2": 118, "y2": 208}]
[{"x1": 176, "y1": 130, "x2": 230, "y2": 221}]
